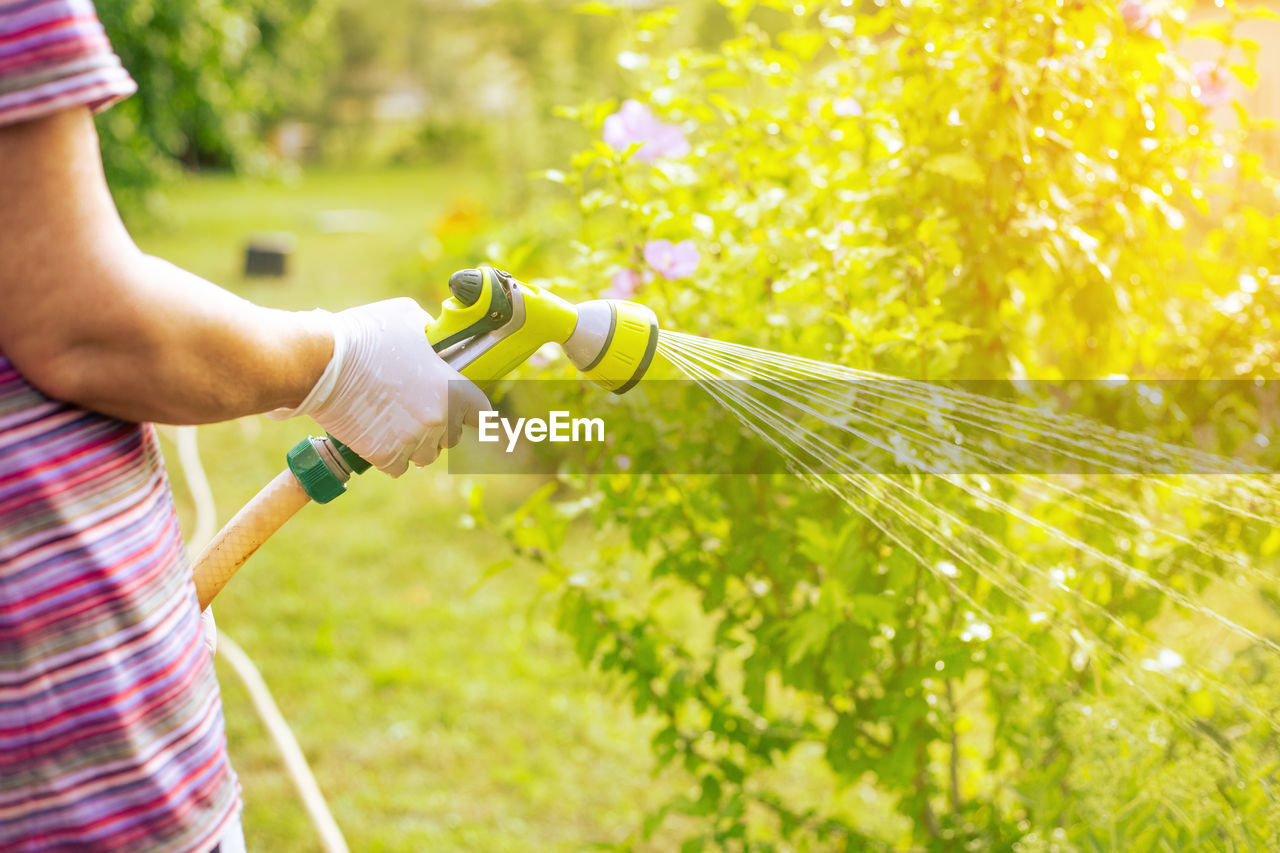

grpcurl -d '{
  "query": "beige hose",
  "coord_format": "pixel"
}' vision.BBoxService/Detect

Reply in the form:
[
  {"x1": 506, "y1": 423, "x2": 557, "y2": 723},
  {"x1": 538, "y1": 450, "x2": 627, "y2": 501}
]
[
  {"x1": 179, "y1": 444, "x2": 347, "y2": 850},
  {"x1": 192, "y1": 469, "x2": 312, "y2": 608}
]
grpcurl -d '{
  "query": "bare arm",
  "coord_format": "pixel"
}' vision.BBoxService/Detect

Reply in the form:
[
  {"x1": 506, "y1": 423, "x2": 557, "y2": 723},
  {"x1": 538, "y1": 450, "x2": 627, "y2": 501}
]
[{"x1": 0, "y1": 107, "x2": 332, "y2": 424}]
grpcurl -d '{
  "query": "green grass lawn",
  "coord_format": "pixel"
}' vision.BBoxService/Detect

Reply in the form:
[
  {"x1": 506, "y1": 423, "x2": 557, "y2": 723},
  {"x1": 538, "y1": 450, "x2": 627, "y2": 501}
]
[{"x1": 134, "y1": 165, "x2": 682, "y2": 852}]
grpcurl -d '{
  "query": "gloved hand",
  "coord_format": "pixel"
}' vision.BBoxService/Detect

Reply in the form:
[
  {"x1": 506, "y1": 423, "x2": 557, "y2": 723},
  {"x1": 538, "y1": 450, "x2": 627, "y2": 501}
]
[{"x1": 270, "y1": 298, "x2": 490, "y2": 476}]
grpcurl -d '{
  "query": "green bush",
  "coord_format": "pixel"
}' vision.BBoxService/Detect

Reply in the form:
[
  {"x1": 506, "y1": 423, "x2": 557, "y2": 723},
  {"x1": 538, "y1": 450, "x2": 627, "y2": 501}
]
[{"x1": 494, "y1": 0, "x2": 1280, "y2": 849}]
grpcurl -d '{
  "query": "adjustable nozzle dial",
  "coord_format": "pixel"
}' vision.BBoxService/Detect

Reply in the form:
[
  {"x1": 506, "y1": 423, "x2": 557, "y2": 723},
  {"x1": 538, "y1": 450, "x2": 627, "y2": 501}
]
[{"x1": 448, "y1": 268, "x2": 484, "y2": 306}]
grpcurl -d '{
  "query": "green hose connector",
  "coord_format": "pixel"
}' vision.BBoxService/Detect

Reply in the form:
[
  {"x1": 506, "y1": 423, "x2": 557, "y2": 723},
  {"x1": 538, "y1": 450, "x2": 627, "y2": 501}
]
[{"x1": 286, "y1": 435, "x2": 369, "y2": 504}]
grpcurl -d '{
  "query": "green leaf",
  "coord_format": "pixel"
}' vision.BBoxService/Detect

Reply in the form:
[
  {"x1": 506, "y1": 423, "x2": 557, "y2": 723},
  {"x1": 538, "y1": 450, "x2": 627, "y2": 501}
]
[
  {"x1": 465, "y1": 558, "x2": 514, "y2": 594},
  {"x1": 778, "y1": 31, "x2": 824, "y2": 62},
  {"x1": 785, "y1": 610, "x2": 832, "y2": 664},
  {"x1": 1230, "y1": 63, "x2": 1258, "y2": 88},
  {"x1": 698, "y1": 774, "x2": 722, "y2": 810},
  {"x1": 1241, "y1": 6, "x2": 1280, "y2": 20},
  {"x1": 572, "y1": 1, "x2": 618, "y2": 15},
  {"x1": 924, "y1": 153, "x2": 986, "y2": 184}
]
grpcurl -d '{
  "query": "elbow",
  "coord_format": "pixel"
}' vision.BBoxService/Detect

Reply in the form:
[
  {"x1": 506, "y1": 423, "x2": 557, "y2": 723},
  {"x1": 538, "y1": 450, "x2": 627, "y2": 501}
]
[
  {"x1": 10, "y1": 341, "x2": 102, "y2": 408},
  {"x1": 10, "y1": 337, "x2": 166, "y2": 423},
  {"x1": 4, "y1": 288, "x2": 154, "y2": 415},
  {"x1": 1, "y1": 246, "x2": 156, "y2": 412}
]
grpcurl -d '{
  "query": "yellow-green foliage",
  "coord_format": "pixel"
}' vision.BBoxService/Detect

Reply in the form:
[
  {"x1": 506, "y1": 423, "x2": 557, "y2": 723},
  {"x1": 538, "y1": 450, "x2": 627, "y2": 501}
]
[{"x1": 500, "y1": 1, "x2": 1280, "y2": 849}]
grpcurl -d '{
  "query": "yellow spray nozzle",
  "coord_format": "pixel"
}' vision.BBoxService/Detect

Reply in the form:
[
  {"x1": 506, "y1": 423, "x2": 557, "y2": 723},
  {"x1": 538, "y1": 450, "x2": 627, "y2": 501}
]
[{"x1": 426, "y1": 266, "x2": 659, "y2": 393}]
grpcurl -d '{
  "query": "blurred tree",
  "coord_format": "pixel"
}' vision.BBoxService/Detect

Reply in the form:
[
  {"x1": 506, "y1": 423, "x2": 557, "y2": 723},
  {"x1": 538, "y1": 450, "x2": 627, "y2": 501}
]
[
  {"x1": 318, "y1": 0, "x2": 628, "y2": 175},
  {"x1": 94, "y1": 0, "x2": 337, "y2": 214},
  {"x1": 313, "y1": 0, "x2": 740, "y2": 181}
]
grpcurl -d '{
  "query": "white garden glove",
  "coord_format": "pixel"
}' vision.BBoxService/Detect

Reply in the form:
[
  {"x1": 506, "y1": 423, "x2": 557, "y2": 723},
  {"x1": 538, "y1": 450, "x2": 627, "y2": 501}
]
[
  {"x1": 201, "y1": 607, "x2": 217, "y2": 657},
  {"x1": 269, "y1": 297, "x2": 490, "y2": 476}
]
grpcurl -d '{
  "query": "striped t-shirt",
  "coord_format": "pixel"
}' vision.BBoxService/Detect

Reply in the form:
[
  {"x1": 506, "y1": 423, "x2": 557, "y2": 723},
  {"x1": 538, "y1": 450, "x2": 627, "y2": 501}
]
[{"x1": 0, "y1": 3, "x2": 239, "y2": 851}]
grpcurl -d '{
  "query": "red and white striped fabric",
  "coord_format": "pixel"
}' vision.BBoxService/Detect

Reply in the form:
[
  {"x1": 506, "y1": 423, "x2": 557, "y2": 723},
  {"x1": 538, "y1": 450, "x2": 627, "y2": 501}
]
[
  {"x1": 0, "y1": 3, "x2": 239, "y2": 851},
  {"x1": 0, "y1": 0, "x2": 134, "y2": 127}
]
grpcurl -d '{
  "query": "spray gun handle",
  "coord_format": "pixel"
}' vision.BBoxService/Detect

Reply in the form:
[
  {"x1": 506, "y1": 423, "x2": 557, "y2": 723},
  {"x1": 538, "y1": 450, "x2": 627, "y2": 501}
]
[
  {"x1": 284, "y1": 268, "x2": 498, "y2": 504},
  {"x1": 286, "y1": 263, "x2": 655, "y2": 502},
  {"x1": 427, "y1": 266, "x2": 582, "y2": 387}
]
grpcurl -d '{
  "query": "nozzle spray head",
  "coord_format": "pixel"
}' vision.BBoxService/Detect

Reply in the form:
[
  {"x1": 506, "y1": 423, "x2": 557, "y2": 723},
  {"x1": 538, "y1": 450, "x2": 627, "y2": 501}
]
[
  {"x1": 427, "y1": 266, "x2": 659, "y2": 394},
  {"x1": 561, "y1": 299, "x2": 659, "y2": 394}
]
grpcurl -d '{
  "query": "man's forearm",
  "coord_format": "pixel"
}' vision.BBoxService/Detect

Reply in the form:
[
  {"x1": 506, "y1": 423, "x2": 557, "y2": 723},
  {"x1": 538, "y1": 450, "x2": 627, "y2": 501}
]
[
  {"x1": 35, "y1": 253, "x2": 334, "y2": 424},
  {"x1": 0, "y1": 107, "x2": 333, "y2": 424}
]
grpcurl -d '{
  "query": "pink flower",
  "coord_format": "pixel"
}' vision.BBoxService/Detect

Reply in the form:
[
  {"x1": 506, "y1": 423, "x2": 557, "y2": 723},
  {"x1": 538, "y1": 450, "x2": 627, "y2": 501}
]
[
  {"x1": 603, "y1": 100, "x2": 690, "y2": 162},
  {"x1": 1120, "y1": 0, "x2": 1162, "y2": 38},
  {"x1": 1191, "y1": 61, "x2": 1231, "y2": 108},
  {"x1": 833, "y1": 96, "x2": 863, "y2": 118},
  {"x1": 604, "y1": 268, "x2": 644, "y2": 299},
  {"x1": 643, "y1": 239, "x2": 699, "y2": 280}
]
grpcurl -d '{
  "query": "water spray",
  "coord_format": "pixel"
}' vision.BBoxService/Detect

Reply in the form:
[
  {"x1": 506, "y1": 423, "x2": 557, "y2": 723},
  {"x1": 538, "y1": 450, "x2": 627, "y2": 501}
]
[{"x1": 192, "y1": 266, "x2": 660, "y2": 607}]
